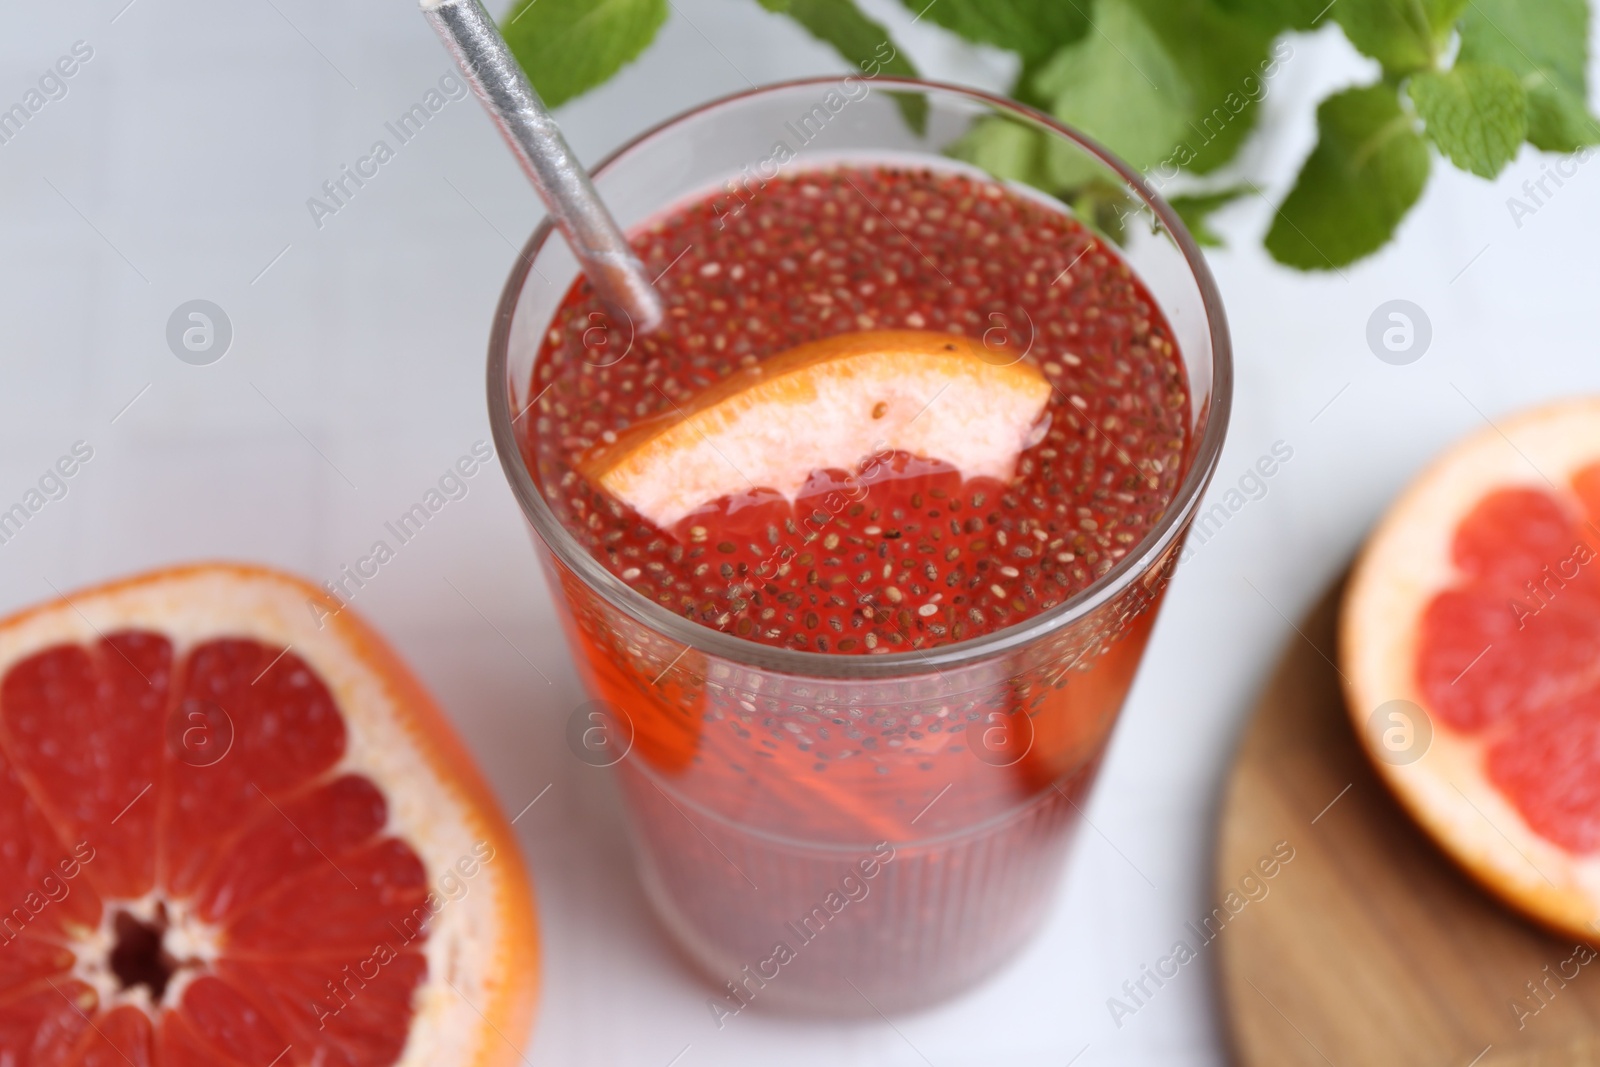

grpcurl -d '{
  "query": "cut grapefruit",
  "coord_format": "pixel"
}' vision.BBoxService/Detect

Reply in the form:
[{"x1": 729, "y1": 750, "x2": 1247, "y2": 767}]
[
  {"x1": 579, "y1": 329, "x2": 1051, "y2": 529},
  {"x1": 0, "y1": 564, "x2": 537, "y2": 1066},
  {"x1": 1343, "y1": 396, "x2": 1600, "y2": 938}
]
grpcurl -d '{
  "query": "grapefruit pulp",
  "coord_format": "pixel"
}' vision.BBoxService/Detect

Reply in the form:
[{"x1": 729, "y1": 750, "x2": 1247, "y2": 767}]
[
  {"x1": 0, "y1": 564, "x2": 537, "y2": 1065},
  {"x1": 1343, "y1": 397, "x2": 1600, "y2": 938}
]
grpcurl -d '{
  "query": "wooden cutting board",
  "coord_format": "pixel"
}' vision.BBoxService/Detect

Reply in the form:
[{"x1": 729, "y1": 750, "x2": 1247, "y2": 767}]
[{"x1": 1216, "y1": 574, "x2": 1600, "y2": 1066}]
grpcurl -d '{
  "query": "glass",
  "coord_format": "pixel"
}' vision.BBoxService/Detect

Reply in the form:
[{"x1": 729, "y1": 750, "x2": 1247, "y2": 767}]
[{"x1": 488, "y1": 78, "x2": 1231, "y2": 1015}]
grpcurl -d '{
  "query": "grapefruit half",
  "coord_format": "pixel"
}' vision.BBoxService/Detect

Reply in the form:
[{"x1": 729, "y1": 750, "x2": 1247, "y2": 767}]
[
  {"x1": 579, "y1": 329, "x2": 1051, "y2": 529},
  {"x1": 1343, "y1": 397, "x2": 1600, "y2": 938},
  {"x1": 0, "y1": 563, "x2": 537, "y2": 1066}
]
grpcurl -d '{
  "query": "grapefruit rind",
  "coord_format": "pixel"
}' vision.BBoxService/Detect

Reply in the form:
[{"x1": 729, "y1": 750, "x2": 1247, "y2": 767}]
[
  {"x1": 580, "y1": 329, "x2": 1052, "y2": 528},
  {"x1": 0, "y1": 563, "x2": 538, "y2": 1067},
  {"x1": 1342, "y1": 396, "x2": 1600, "y2": 940}
]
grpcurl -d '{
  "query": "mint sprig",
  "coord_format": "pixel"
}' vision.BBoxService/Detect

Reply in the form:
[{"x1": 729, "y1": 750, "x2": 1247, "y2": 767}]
[
  {"x1": 500, "y1": 0, "x2": 1600, "y2": 271},
  {"x1": 1410, "y1": 63, "x2": 1527, "y2": 178}
]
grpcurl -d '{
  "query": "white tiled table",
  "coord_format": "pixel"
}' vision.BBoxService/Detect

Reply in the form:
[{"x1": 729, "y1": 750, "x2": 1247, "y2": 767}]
[{"x1": 4, "y1": 2, "x2": 1599, "y2": 1063}]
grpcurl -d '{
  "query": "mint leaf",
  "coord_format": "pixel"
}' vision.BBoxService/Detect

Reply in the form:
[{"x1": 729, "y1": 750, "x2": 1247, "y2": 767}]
[
  {"x1": 1168, "y1": 187, "x2": 1249, "y2": 247},
  {"x1": 1265, "y1": 83, "x2": 1430, "y2": 270},
  {"x1": 947, "y1": 116, "x2": 1053, "y2": 188},
  {"x1": 1126, "y1": 0, "x2": 1280, "y2": 174},
  {"x1": 1459, "y1": 0, "x2": 1600, "y2": 151},
  {"x1": 1031, "y1": 0, "x2": 1193, "y2": 186},
  {"x1": 945, "y1": 118, "x2": 1143, "y2": 247},
  {"x1": 1333, "y1": 0, "x2": 1463, "y2": 74},
  {"x1": 1422, "y1": 0, "x2": 1469, "y2": 29},
  {"x1": 1410, "y1": 63, "x2": 1526, "y2": 177},
  {"x1": 760, "y1": 0, "x2": 925, "y2": 131},
  {"x1": 1525, "y1": 86, "x2": 1600, "y2": 152},
  {"x1": 896, "y1": 0, "x2": 1090, "y2": 64},
  {"x1": 1459, "y1": 0, "x2": 1587, "y2": 90},
  {"x1": 501, "y1": 0, "x2": 668, "y2": 109},
  {"x1": 1212, "y1": 0, "x2": 1331, "y2": 32},
  {"x1": 1030, "y1": 0, "x2": 1277, "y2": 183}
]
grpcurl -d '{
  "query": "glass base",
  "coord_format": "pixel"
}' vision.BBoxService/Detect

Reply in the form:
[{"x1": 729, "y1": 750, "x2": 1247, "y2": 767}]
[{"x1": 616, "y1": 758, "x2": 1089, "y2": 1017}]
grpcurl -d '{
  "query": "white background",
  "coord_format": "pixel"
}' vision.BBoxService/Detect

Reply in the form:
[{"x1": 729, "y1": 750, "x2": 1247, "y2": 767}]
[{"x1": 3, "y1": 1, "x2": 1598, "y2": 1064}]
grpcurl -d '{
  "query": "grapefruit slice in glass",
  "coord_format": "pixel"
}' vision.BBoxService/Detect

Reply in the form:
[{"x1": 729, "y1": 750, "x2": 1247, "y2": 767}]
[
  {"x1": 0, "y1": 564, "x2": 537, "y2": 1065},
  {"x1": 579, "y1": 329, "x2": 1052, "y2": 529},
  {"x1": 1343, "y1": 397, "x2": 1600, "y2": 937}
]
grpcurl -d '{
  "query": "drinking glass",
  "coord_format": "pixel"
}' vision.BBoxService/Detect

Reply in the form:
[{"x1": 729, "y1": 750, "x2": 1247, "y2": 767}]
[{"x1": 488, "y1": 78, "x2": 1231, "y2": 1015}]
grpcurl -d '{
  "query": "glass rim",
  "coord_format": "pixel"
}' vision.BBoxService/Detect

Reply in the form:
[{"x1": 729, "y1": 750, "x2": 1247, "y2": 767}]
[{"x1": 487, "y1": 76, "x2": 1233, "y2": 680}]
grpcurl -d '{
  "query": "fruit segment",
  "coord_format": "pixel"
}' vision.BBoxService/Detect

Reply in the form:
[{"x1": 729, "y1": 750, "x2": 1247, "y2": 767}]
[
  {"x1": 1417, "y1": 477, "x2": 1600, "y2": 852},
  {"x1": 581, "y1": 330, "x2": 1052, "y2": 529},
  {"x1": 2, "y1": 633, "x2": 169, "y2": 901}
]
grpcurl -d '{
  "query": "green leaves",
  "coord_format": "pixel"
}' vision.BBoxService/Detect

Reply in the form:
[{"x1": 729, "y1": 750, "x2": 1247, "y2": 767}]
[
  {"x1": 1024, "y1": 0, "x2": 1280, "y2": 179},
  {"x1": 1459, "y1": 0, "x2": 1600, "y2": 151},
  {"x1": 496, "y1": 0, "x2": 1600, "y2": 271},
  {"x1": 500, "y1": 0, "x2": 668, "y2": 109},
  {"x1": 1125, "y1": 0, "x2": 1280, "y2": 173},
  {"x1": 1260, "y1": 0, "x2": 1600, "y2": 267},
  {"x1": 1212, "y1": 0, "x2": 1330, "y2": 33},
  {"x1": 947, "y1": 0, "x2": 1279, "y2": 250},
  {"x1": 1410, "y1": 63, "x2": 1525, "y2": 177},
  {"x1": 933, "y1": 0, "x2": 1282, "y2": 189},
  {"x1": 1265, "y1": 84, "x2": 1430, "y2": 270},
  {"x1": 1333, "y1": 0, "x2": 1464, "y2": 74},
  {"x1": 947, "y1": 117, "x2": 1052, "y2": 187},
  {"x1": 1459, "y1": 0, "x2": 1587, "y2": 89},
  {"x1": 895, "y1": 0, "x2": 1089, "y2": 65},
  {"x1": 760, "y1": 0, "x2": 915, "y2": 79},
  {"x1": 1524, "y1": 85, "x2": 1600, "y2": 154},
  {"x1": 1031, "y1": 0, "x2": 1193, "y2": 183},
  {"x1": 759, "y1": 0, "x2": 925, "y2": 130}
]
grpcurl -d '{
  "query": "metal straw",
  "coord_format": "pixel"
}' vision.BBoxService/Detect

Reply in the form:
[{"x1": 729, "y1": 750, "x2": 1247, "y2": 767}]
[{"x1": 421, "y1": 0, "x2": 663, "y2": 331}]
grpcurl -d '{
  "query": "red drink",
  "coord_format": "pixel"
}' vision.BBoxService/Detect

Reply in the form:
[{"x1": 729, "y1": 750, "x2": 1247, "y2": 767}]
[
  {"x1": 526, "y1": 162, "x2": 1187, "y2": 833},
  {"x1": 491, "y1": 81, "x2": 1229, "y2": 1016}
]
